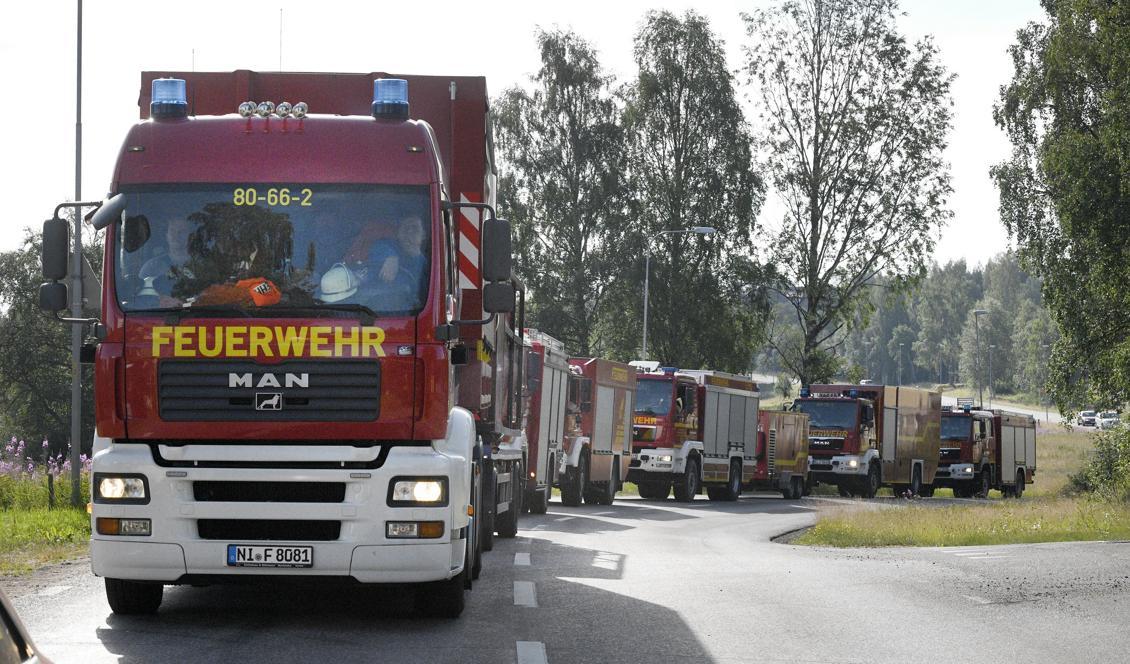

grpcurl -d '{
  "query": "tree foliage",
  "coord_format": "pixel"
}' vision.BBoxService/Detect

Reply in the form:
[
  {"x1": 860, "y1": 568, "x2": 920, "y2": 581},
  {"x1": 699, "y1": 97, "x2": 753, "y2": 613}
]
[
  {"x1": 744, "y1": 0, "x2": 953, "y2": 385},
  {"x1": 608, "y1": 10, "x2": 766, "y2": 371},
  {"x1": 0, "y1": 226, "x2": 101, "y2": 452},
  {"x1": 495, "y1": 29, "x2": 629, "y2": 356},
  {"x1": 992, "y1": 0, "x2": 1130, "y2": 412}
]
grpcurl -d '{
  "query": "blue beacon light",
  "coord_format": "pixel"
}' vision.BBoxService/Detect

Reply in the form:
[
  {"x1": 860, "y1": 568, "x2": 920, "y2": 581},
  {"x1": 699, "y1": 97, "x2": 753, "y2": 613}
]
[
  {"x1": 799, "y1": 387, "x2": 810, "y2": 398},
  {"x1": 150, "y1": 78, "x2": 188, "y2": 119},
  {"x1": 372, "y1": 79, "x2": 410, "y2": 120}
]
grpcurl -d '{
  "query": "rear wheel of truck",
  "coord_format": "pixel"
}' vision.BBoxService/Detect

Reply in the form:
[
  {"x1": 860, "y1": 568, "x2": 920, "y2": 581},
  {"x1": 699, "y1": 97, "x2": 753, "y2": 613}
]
[
  {"x1": 724, "y1": 461, "x2": 742, "y2": 501},
  {"x1": 586, "y1": 460, "x2": 619, "y2": 506},
  {"x1": 910, "y1": 466, "x2": 923, "y2": 497},
  {"x1": 977, "y1": 471, "x2": 992, "y2": 498},
  {"x1": 105, "y1": 578, "x2": 163, "y2": 615},
  {"x1": 673, "y1": 457, "x2": 700, "y2": 502},
  {"x1": 496, "y1": 463, "x2": 522, "y2": 538},
  {"x1": 862, "y1": 463, "x2": 881, "y2": 499},
  {"x1": 707, "y1": 487, "x2": 728, "y2": 501},
  {"x1": 790, "y1": 476, "x2": 805, "y2": 500},
  {"x1": 1014, "y1": 471, "x2": 1025, "y2": 499},
  {"x1": 560, "y1": 453, "x2": 587, "y2": 507}
]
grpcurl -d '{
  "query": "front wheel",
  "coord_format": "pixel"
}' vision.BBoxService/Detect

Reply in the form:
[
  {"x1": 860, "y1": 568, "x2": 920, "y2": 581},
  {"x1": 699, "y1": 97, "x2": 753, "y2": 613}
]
[
  {"x1": 862, "y1": 463, "x2": 881, "y2": 499},
  {"x1": 977, "y1": 470, "x2": 992, "y2": 498},
  {"x1": 416, "y1": 567, "x2": 466, "y2": 618},
  {"x1": 673, "y1": 457, "x2": 700, "y2": 502},
  {"x1": 560, "y1": 454, "x2": 587, "y2": 507},
  {"x1": 105, "y1": 578, "x2": 163, "y2": 615},
  {"x1": 495, "y1": 463, "x2": 521, "y2": 538},
  {"x1": 910, "y1": 466, "x2": 923, "y2": 497}
]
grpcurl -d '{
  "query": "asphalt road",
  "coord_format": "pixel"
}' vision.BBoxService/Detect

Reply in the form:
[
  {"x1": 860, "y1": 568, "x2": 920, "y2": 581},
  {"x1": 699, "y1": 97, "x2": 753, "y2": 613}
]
[{"x1": 4, "y1": 495, "x2": 1128, "y2": 664}]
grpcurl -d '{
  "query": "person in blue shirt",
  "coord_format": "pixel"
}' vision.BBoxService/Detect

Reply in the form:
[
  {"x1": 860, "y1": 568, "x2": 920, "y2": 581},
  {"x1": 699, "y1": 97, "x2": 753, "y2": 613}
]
[{"x1": 366, "y1": 214, "x2": 428, "y2": 311}]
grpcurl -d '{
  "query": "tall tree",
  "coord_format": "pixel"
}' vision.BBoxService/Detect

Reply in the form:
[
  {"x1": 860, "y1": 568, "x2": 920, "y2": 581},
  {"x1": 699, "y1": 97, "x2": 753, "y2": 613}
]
[
  {"x1": 745, "y1": 0, "x2": 954, "y2": 385},
  {"x1": 912, "y1": 260, "x2": 980, "y2": 384},
  {"x1": 494, "y1": 29, "x2": 628, "y2": 356},
  {"x1": 610, "y1": 9, "x2": 766, "y2": 371},
  {"x1": 992, "y1": 0, "x2": 1130, "y2": 410}
]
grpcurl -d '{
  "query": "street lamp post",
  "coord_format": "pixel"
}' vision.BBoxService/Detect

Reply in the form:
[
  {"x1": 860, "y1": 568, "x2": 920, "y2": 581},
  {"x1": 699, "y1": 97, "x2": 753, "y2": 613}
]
[
  {"x1": 1041, "y1": 343, "x2": 1051, "y2": 422},
  {"x1": 641, "y1": 226, "x2": 715, "y2": 360},
  {"x1": 898, "y1": 342, "x2": 905, "y2": 386},
  {"x1": 988, "y1": 344, "x2": 996, "y2": 410},
  {"x1": 972, "y1": 309, "x2": 988, "y2": 408}
]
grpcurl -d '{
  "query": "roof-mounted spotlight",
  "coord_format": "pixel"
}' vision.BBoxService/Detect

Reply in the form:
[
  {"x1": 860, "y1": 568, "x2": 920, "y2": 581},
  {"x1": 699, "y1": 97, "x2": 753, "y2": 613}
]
[
  {"x1": 238, "y1": 101, "x2": 256, "y2": 118},
  {"x1": 256, "y1": 101, "x2": 275, "y2": 118},
  {"x1": 292, "y1": 102, "x2": 308, "y2": 119},
  {"x1": 276, "y1": 101, "x2": 293, "y2": 118}
]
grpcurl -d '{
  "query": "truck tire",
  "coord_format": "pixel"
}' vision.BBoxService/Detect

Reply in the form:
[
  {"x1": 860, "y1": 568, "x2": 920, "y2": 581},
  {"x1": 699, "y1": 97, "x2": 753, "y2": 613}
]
[
  {"x1": 560, "y1": 453, "x2": 587, "y2": 507},
  {"x1": 472, "y1": 460, "x2": 483, "y2": 580},
  {"x1": 919, "y1": 484, "x2": 935, "y2": 498},
  {"x1": 673, "y1": 456, "x2": 700, "y2": 502},
  {"x1": 791, "y1": 476, "x2": 805, "y2": 500},
  {"x1": 977, "y1": 470, "x2": 991, "y2": 499},
  {"x1": 587, "y1": 460, "x2": 619, "y2": 506},
  {"x1": 1014, "y1": 471, "x2": 1025, "y2": 499},
  {"x1": 862, "y1": 463, "x2": 881, "y2": 499},
  {"x1": 528, "y1": 488, "x2": 549, "y2": 515},
  {"x1": 910, "y1": 466, "x2": 923, "y2": 497},
  {"x1": 639, "y1": 481, "x2": 669, "y2": 500},
  {"x1": 105, "y1": 578, "x2": 163, "y2": 615},
  {"x1": 417, "y1": 559, "x2": 467, "y2": 618},
  {"x1": 496, "y1": 463, "x2": 521, "y2": 538},
  {"x1": 707, "y1": 487, "x2": 728, "y2": 501},
  {"x1": 724, "y1": 461, "x2": 742, "y2": 501}
]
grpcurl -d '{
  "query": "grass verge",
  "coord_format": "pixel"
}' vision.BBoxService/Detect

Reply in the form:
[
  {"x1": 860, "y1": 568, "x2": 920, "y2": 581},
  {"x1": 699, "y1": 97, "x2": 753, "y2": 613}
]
[
  {"x1": 794, "y1": 497, "x2": 1130, "y2": 547},
  {"x1": 0, "y1": 508, "x2": 90, "y2": 575}
]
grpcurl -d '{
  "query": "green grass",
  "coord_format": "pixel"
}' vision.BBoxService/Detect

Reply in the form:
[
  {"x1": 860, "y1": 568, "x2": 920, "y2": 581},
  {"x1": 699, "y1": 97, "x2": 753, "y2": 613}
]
[
  {"x1": 0, "y1": 508, "x2": 90, "y2": 574},
  {"x1": 794, "y1": 498, "x2": 1130, "y2": 547}
]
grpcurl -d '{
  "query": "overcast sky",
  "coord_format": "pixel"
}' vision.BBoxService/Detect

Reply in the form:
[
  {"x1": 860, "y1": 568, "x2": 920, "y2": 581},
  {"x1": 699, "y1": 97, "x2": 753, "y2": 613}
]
[{"x1": 0, "y1": 0, "x2": 1045, "y2": 267}]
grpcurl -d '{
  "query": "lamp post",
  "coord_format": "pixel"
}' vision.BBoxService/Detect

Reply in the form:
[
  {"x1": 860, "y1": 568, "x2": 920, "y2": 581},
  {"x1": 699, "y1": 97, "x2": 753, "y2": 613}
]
[
  {"x1": 972, "y1": 309, "x2": 988, "y2": 408},
  {"x1": 898, "y1": 342, "x2": 905, "y2": 386},
  {"x1": 641, "y1": 226, "x2": 716, "y2": 360},
  {"x1": 988, "y1": 343, "x2": 996, "y2": 410}
]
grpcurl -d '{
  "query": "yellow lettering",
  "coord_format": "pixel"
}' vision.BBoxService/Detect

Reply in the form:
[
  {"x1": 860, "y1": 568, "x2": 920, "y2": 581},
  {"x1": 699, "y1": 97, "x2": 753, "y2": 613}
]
[
  {"x1": 275, "y1": 326, "x2": 307, "y2": 357},
  {"x1": 174, "y1": 327, "x2": 193, "y2": 357},
  {"x1": 225, "y1": 326, "x2": 248, "y2": 357},
  {"x1": 151, "y1": 326, "x2": 173, "y2": 357},
  {"x1": 334, "y1": 327, "x2": 360, "y2": 357},
  {"x1": 199, "y1": 327, "x2": 222, "y2": 358},
  {"x1": 309, "y1": 326, "x2": 332, "y2": 357},
  {"x1": 362, "y1": 327, "x2": 386, "y2": 357},
  {"x1": 249, "y1": 327, "x2": 274, "y2": 358}
]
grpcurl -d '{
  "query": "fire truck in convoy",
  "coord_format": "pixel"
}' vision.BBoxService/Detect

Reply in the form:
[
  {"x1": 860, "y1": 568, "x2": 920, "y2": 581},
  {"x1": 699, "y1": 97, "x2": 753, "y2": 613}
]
[
  {"x1": 748, "y1": 410, "x2": 811, "y2": 499},
  {"x1": 556, "y1": 357, "x2": 637, "y2": 506},
  {"x1": 627, "y1": 367, "x2": 766, "y2": 502},
  {"x1": 39, "y1": 71, "x2": 529, "y2": 617},
  {"x1": 795, "y1": 384, "x2": 941, "y2": 498},
  {"x1": 521, "y1": 329, "x2": 569, "y2": 513},
  {"x1": 935, "y1": 402, "x2": 1037, "y2": 497}
]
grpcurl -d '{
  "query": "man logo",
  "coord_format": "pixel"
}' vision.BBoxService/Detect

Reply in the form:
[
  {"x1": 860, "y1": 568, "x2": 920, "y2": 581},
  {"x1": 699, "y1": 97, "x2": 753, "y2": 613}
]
[
  {"x1": 229, "y1": 373, "x2": 310, "y2": 389},
  {"x1": 256, "y1": 393, "x2": 283, "y2": 411}
]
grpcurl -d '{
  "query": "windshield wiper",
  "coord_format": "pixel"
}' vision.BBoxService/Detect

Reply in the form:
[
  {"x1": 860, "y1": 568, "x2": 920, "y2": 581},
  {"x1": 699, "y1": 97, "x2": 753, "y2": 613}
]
[{"x1": 127, "y1": 305, "x2": 255, "y2": 322}]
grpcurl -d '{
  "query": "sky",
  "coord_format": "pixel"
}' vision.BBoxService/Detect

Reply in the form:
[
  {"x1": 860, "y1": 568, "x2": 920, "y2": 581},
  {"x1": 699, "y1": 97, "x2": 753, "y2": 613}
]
[{"x1": 0, "y1": 0, "x2": 1046, "y2": 267}]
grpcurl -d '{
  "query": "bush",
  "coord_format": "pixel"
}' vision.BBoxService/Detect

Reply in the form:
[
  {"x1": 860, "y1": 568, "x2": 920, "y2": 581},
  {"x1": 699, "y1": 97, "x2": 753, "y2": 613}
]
[{"x1": 1068, "y1": 427, "x2": 1130, "y2": 500}]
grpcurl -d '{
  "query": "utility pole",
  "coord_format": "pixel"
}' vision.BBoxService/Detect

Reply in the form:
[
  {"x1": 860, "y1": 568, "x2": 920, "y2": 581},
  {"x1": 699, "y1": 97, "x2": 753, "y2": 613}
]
[
  {"x1": 70, "y1": 0, "x2": 84, "y2": 506},
  {"x1": 898, "y1": 342, "x2": 905, "y2": 386},
  {"x1": 972, "y1": 309, "x2": 988, "y2": 408},
  {"x1": 1041, "y1": 343, "x2": 1051, "y2": 422},
  {"x1": 988, "y1": 344, "x2": 996, "y2": 410}
]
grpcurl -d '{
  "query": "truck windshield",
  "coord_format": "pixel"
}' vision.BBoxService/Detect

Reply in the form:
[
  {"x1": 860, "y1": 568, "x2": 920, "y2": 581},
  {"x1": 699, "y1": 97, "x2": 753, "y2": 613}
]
[
  {"x1": 793, "y1": 400, "x2": 857, "y2": 429},
  {"x1": 941, "y1": 415, "x2": 972, "y2": 441},
  {"x1": 112, "y1": 184, "x2": 431, "y2": 316},
  {"x1": 635, "y1": 379, "x2": 673, "y2": 416}
]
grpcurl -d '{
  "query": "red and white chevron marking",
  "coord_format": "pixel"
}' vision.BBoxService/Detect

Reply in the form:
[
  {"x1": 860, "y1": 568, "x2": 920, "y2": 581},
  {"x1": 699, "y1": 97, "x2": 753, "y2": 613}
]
[{"x1": 458, "y1": 193, "x2": 481, "y2": 290}]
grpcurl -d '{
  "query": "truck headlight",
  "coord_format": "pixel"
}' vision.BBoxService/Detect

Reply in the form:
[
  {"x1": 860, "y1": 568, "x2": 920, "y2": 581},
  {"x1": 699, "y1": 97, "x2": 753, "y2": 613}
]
[
  {"x1": 388, "y1": 477, "x2": 448, "y2": 506},
  {"x1": 93, "y1": 474, "x2": 149, "y2": 503},
  {"x1": 846, "y1": 459, "x2": 859, "y2": 469},
  {"x1": 959, "y1": 467, "x2": 974, "y2": 474}
]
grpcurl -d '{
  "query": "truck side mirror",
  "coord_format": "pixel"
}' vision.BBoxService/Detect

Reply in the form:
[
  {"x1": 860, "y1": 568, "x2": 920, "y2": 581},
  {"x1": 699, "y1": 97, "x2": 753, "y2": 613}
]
[
  {"x1": 39, "y1": 282, "x2": 68, "y2": 312},
  {"x1": 42, "y1": 218, "x2": 69, "y2": 281},
  {"x1": 481, "y1": 218, "x2": 512, "y2": 283},
  {"x1": 482, "y1": 281, "x2": 515, "y2": 314}
]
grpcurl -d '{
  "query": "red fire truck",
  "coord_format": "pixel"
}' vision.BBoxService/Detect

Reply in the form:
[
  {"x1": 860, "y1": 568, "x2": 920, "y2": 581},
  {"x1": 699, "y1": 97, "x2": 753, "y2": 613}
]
[
  {"x1": 521, "y1": 329, "x2": 569, "y2": 513},
  {"x1": 936, "y1": 404, "x2": 1037, "y2": 498},
  {"x1": 556, "y1": 358, "x2": 637, "y2": 506},
  {"x1": 38, "y1": 71, "x2": 528, "y2": 618},
  {"x1": 627, "y1": 368, "x2": 761, "y2": 502},
  {"x1": 745, "y1": 411, "x2": 811, "y2": 499},
  {"x1": 795, "y1": 384, "x2": 941, "y2": 498}
]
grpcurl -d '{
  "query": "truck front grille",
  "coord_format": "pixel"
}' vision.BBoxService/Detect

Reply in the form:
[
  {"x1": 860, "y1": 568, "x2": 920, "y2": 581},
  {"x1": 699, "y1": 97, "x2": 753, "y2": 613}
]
[
  {"x1": 197, "y1": 519, "x2": 341, "y2": 541},
  {"x1": 159, "y1": 359, "x2": 380, "y2": 422},
  {"x1": 193, "y1": 481, "x2": 346, "y2": 503}
]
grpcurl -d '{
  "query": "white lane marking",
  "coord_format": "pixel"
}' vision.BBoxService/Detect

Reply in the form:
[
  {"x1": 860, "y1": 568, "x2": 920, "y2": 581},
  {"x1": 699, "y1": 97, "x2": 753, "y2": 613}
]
[
  {"x1": 592, "y1": 551, "x2": 620, "y2": 570},
  {"x1": 514, "y1": 552, "x2": 531, "y2": 566},
  {"x1": 555, "y1": 516, "x2": 575, "y2": 522},
  {"x1": 513, "y1": 581, "x2": 538, "y2": 607},
  {"x1": 953, "y1": 551, "x2": 992, "y2": 556},
  {"x1": 35, "y1": 585, "x2": 71, "y2": 597},
  {"x1": 962, "y1": 594, "x2": 993, "y2": 605},
  {"x1": 591, "y1": 511, "x2": 614, "y2": 516},
  {"x1": 516, "y1": 641, "x2": 548, "y2": 664}
]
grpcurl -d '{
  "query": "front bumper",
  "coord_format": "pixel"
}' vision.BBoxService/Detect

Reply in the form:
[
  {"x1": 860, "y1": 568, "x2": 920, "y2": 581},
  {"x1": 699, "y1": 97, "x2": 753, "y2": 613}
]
[
  {"x1": 627, "y1": 449, "x2": 683, "y2": 477},
  {"x1": 90, "y1": 443, "x2": 468, "y2": 585},
  {"x1": 808, "y1": 454, "x2": 867, "y2": 478},
  {"x1": 932, "y1": 463, "x2": 975, "y2": 486}
]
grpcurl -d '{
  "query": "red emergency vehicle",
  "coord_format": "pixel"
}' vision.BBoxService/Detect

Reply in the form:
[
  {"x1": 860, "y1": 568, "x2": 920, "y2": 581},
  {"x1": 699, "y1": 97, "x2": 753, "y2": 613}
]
[
  {"x1": 521, "y1": 329, "x2": 570, "y2": 513},
  {"x1": 39, "y1": 71, "x2": 527, "y2": 618}
]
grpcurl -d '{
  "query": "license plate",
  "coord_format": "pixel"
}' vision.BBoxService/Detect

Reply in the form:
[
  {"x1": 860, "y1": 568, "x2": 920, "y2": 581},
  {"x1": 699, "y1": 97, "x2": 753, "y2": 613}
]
[{"x1": 226, "y1": 544, "x2": 313, "y2": 568}]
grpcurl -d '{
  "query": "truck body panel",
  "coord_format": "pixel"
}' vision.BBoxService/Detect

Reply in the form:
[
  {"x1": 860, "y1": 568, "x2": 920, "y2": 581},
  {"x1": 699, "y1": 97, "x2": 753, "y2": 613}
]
[{"x1": 558, "y1": 358, "x2": 636, "y2": 504}]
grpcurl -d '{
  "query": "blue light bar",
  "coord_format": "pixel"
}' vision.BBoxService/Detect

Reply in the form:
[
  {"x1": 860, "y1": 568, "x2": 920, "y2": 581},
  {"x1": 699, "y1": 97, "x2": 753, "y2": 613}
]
[
  {"x1": 661, "y1": 366, "x2": 679, "y2": 374},
  {"x1": 799, "y1": 387, "x2": 810, "y2": 398},
  {"x1": 372, "y1": 78, "x2": 409, "y2": 120},
  {"x1": 151, "y1": 78, "x2": 188, "y2": 119}
]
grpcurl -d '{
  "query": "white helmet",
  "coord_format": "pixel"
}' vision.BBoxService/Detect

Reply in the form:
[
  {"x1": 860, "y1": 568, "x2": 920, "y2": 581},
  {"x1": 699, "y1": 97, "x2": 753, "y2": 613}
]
[{"x1": 319, "y1": 263, "x2": 359, "y2": 303}]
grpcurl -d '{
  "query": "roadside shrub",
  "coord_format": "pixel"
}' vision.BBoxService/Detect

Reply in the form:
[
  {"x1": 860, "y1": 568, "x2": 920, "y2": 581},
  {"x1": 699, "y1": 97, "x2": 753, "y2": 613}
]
[
  {"x1": 0, "y1": 437, "x2": 91, "y2": 509},
  {"x1": 1067, "y1": 427, "x2": 1130, "y2": 501}
]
